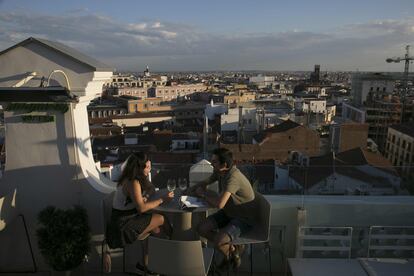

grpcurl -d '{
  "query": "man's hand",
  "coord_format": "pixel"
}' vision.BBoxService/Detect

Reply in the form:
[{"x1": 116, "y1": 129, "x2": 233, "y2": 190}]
[
  {"x1": 195, "y1": 186, "x2": 206, "y2": 198},
  {"x1": 162, "y1": 191, "x2": 174, "y2": 202},
  {"x1": 183, "y1": 185, "x2": 194, "y2": 195},
  {"x1": 186, "y1": 184, "x2": 202, "y2": 196}
]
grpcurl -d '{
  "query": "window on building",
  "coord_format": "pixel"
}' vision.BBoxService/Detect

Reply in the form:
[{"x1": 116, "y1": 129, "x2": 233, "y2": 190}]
[
  {"x1": 392, "y1": 135, "x2": 395, "y2": 143},
  {"x1": 397, "y1": 138, "x2": 400, "y2": 146},
  {"x1": 402, "y1": 140, "x2": 406, "y2": 148},
  {"x1": 408, "y1": 143, "x2": 411, "y2": 151}
]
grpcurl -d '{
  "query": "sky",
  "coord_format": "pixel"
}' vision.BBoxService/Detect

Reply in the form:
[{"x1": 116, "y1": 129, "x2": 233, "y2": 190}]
[{"x1": 0, "y1": 0, "x2": 414, "y2": 72}]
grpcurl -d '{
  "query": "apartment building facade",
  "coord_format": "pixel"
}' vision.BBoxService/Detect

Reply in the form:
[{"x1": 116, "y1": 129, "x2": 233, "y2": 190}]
[
  {"x1": 116, "y1": 96, "x2": 171, "y2": 113},
  {"x1": 385, "y1": 123, "x2": 414, "y2": 178},
  {"x1": 224, "y1": 92, "x2": 256, "y2": 106},
  {"x1": 149, "y1": 84, "x2": 207, "y2": 100}
]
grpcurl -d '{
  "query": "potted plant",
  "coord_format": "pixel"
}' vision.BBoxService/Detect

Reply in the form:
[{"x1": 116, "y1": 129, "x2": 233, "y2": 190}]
[{"x1": 37, "y1": 205, "x2": 91, "y2": 275}]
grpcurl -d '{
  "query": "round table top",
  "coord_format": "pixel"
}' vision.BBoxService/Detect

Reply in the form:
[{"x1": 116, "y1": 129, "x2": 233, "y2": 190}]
[
  {"x1": 151, "y1": 189, "x2": 211, "y2": 213},
  {"x1": 155, "y1": 200, "x2": 210, "y2": 213}
]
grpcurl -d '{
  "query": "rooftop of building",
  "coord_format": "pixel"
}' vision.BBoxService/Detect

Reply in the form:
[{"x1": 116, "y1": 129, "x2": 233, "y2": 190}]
[
  {"x1": 0, "y1": 37, "x2": 113, "y2": 72},
  {"x1": 289, "y1": 147, "x2": 397, "y2": 189},
  {"x1": 266, "y1": 119, "x2": 301, "y2": 133},
  {"x1": 389, "y1": 122, "x2": 414, "y2": 138},
  {"x1": 1, "y1": 37, "x2": 413, "y2": 276}
]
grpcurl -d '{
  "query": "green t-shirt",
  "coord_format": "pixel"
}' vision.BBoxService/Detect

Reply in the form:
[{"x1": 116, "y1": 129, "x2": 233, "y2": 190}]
[{"x1": 208, "y1": 166, "x2": 255, "y2": 224}]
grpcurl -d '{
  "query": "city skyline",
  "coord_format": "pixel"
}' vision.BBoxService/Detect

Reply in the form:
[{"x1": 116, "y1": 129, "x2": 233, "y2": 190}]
[{"x1": 0, "y1": 0, "x2": 414, "y2": 72}]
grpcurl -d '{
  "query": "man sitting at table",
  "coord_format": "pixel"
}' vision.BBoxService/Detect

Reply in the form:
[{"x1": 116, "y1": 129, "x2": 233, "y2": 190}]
[{"x1": 189, "y1": 148, "x2": 255, "y2": 270}]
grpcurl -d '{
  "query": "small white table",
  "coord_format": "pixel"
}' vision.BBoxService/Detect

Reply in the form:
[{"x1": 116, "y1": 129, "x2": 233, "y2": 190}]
[
  {"x1": 288, "y1": 258, "x2": 414, "y2": 276},
  {"x1": 288, "y1": 258, "x2": 368, "y2": 276},
  {"x1": 152, "y1": 190, "x2": 210, "y2": 241},
  {"x1": 359, "y1": 258, "x2": 414, "y2": 276}
]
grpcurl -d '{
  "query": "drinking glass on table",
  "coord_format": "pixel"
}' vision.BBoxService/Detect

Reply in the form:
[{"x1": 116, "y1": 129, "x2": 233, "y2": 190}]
[
  {"x1": 167, "y1": 179, "x2": 176, "y2": 192},
  {"x1": 178, "y1": 178, "x2": 188, "y2": 193},
  {"x1": 167, "y1": 179, "x2": 176, "y2": 203}
]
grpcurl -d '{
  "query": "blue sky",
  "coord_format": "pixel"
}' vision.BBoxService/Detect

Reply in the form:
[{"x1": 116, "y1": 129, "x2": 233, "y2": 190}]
[{"x1": 1, "y1": 0, "x2": 414, "y2": 71}]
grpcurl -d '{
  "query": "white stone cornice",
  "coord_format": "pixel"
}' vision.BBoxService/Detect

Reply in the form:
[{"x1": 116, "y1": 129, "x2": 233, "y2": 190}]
[{"x1": 71, "y1": 70, "x2": 116, "y2": 193}]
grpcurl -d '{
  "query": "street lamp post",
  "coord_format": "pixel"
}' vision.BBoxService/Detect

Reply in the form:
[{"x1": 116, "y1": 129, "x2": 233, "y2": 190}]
[{"x1": 386, "y1": 45, "x2": 414, "y2": 122}]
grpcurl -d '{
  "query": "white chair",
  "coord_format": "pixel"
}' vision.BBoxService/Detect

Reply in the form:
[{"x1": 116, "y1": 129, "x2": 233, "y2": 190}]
[
  {"x1": 0, "y1": 189, "x2": 36, "y2": 273},
  {"x1": 147, "y1": 236, "x2": 214, "y2": 276},
  {"x1": 368, "y1": 226, "x2": 414, "y2": 258},
  {"x1": 296, "y1": 226, "x2": 353, "y2": 259}
]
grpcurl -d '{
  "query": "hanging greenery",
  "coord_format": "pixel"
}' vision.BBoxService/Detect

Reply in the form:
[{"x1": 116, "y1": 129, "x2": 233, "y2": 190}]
[
  {"x1": 21, "y1": 115, "x2": 55, "y2": 123},
  {"x1": 5, "y1": 103, "x2": 69, "y2": 113}
]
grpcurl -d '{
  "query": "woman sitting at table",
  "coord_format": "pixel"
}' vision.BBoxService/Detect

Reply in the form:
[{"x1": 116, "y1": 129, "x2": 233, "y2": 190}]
[{"x1": 106, "y1": 152, "x2": 173, "y2": 275}]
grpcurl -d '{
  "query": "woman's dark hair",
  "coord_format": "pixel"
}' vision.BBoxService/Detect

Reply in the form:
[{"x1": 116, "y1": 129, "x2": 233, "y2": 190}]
[
  {"x1": 212, "y1": 148, "x2": 233, "y2": 169},
  {"x1": 118, "y1": 152, "x2": 153, "y2": 194}
]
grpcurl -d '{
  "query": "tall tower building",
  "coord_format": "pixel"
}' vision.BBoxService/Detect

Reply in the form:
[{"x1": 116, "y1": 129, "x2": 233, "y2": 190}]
[{"x1": 310, "y1": 64, "x2": 320, "y2": 84}]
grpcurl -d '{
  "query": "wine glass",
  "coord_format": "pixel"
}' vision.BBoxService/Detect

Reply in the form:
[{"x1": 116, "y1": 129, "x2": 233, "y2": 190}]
[
  {"x1": 167, "y1": 179, "x2": 176, "y2": 192},
  {"x1": 178, "y1": 178, "x2": 188, "y2": 193}
]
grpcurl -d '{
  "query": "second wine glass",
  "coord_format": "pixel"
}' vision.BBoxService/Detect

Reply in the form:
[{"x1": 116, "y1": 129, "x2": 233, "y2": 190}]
[
  {"x1": 167, "y1": 179, "x2": 176, "y2": 192},
  {"x1": 178, "y1": 178, "x2": 188, "y2": 192}
]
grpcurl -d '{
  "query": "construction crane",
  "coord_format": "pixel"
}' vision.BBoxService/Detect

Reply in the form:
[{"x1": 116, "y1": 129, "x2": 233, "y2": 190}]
[{"x1": 386, "y1": 45, "x2": 414, "y2": 122}]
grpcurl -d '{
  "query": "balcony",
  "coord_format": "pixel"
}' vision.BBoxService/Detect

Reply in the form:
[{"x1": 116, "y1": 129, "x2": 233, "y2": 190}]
[{"x1": 2, "y1": 161, "x2": 414, "y2": 275}]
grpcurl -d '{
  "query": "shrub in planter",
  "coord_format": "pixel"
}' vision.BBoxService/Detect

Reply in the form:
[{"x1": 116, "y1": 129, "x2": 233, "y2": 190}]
[{"x1": 37, "y1": 205, "x2": 91, "y2": 271}]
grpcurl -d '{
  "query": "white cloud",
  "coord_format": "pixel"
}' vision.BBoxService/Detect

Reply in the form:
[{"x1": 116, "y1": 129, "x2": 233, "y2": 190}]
[
  {"x1": 0, "y1": 11, "x2": 413, "y2": 71},
  {"x1": 152, "y1": 22, "x2": 162, "y2": 29},
  {"x1": 128, "y1": 23, "x2": 147, "y2": 31}
]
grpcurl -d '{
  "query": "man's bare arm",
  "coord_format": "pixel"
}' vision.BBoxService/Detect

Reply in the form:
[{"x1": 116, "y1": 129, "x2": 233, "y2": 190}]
[{"x1": 198, "y1": 189, "x2": 231, "y2": 209}]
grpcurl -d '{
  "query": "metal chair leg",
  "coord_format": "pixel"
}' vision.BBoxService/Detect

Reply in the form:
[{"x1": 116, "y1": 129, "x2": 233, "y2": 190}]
[
  {"x1": 101, "y1": 240, "x2": 105, "y2": 275},
  {"x1": 250, "y1": 244, "x2": 253, "y2": 276},
  {"x1": 268, "y1": 242, "x2": 272, "y2": 276},
  {"x1": 20, "y1": 214, "x2": 37, "y2": 273},
  {"x1": 123, "y1": 247, "x2": 126, "y2": 273}
]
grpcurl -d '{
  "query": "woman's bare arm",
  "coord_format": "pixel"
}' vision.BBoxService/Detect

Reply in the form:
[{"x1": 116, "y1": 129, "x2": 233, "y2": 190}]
[{"x1": 127, "y1": 179, "x2": 165, "y2": 213}]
